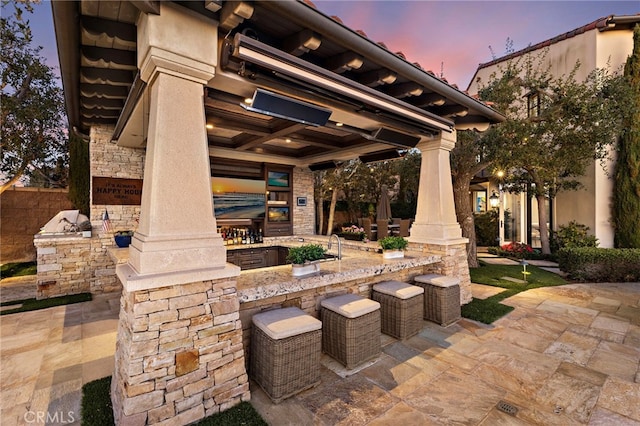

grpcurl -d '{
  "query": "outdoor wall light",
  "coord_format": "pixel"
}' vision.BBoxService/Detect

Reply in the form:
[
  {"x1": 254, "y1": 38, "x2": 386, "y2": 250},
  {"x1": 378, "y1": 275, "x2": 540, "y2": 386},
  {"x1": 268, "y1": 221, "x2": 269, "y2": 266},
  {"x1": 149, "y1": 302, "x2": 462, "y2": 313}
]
[{"x1": 489, "y1": 191, "x2": 500, "y2": 209}]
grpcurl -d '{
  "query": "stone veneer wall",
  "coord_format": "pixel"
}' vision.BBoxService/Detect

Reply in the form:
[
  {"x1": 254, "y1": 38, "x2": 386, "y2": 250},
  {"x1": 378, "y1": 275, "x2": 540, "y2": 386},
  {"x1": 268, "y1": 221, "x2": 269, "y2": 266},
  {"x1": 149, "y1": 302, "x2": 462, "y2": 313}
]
[
  {"x1": 34, "y1": 235, "x2": 92, "y2": 299},
  {"x1": 292, "y1": 167, "x2": 315, "y2": 235},
  {"x1": 238, "y1": 263, "x2": 439, "y2": 367},
  {"x1": 413, "y1": 242, "x2": 472, "y2": 304},
  {"x1": 1, "y1": 187, "x2": 74, "y2": 263},
  {"x1": 111, "y1": 277, "x2": 249, "y2": 425},
  {"x1": 89, "y1": 125, "x2": 144, "y2": 294}
]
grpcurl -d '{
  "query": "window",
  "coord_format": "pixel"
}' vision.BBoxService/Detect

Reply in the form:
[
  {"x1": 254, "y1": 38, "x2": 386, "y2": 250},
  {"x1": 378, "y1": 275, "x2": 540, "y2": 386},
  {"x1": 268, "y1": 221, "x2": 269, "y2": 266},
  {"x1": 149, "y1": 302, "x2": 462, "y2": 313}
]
[{"x1": 527, "y1": 92, "x2": 540, "y2": 118}]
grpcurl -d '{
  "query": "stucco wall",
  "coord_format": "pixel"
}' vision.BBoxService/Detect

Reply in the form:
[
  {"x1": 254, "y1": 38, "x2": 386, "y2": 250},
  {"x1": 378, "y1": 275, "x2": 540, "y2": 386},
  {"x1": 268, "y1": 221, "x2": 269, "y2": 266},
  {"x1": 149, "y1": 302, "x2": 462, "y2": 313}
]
[{"x1": 1, "y1": 187, "x2": 74, "y2": 263}]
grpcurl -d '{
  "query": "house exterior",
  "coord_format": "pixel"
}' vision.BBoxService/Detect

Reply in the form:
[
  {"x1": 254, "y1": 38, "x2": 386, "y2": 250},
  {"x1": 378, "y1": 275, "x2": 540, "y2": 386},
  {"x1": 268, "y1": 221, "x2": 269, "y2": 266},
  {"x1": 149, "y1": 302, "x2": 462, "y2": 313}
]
[
  {"x1": 50, "y1": 1, "x2": 505, "y2": 422},
  {"x1": 467, "y1": 15, "x2": 640, "y2": 248}
]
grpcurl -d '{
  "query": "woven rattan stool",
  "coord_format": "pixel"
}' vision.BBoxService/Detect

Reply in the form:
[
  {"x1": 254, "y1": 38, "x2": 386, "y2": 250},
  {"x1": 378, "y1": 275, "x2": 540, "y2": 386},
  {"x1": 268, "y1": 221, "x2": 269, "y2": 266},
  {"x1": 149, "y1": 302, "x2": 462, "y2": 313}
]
[
  {"x1": 413, "y1": 274, "x2": 461, "y2": 326},
  {"x1": 320, "y1": 294, "x2": 381, "y2": 369},
  {"x1": 372, "y1": 281, "x2": 424, "y2": 339},
  {"x1": 250, "y1": 307, "x2": 322, "y2": 403}
]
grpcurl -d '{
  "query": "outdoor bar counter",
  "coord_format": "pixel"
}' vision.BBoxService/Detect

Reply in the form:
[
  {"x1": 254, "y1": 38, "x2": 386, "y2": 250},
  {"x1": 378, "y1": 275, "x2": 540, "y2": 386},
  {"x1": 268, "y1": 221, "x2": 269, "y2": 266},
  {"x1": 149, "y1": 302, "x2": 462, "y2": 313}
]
[
  {"x1": 108, "y1": 235, "x2": 442, "y2": 311},
  {"x1": 231, "y1": 236, "x2": 441, "y2": 303}
]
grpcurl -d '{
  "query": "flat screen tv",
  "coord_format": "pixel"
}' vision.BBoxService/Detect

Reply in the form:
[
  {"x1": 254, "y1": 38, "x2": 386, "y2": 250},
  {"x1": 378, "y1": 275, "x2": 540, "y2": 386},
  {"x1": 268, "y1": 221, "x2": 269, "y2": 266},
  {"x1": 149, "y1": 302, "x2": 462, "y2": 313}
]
[
  {"x1": 267, "y1": 171, "x2": 290, "y2": 188},
  {"x1": 211, "y1": 177, "x2": 265, "y2": 219}
]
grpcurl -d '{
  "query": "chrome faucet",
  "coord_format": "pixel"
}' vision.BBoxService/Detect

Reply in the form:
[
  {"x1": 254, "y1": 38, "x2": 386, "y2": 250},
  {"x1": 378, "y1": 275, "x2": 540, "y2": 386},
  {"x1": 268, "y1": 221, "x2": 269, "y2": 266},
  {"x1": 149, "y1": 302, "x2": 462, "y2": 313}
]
[{"x1": 328, "y1": 233, "x2": 342, "y2": 260}]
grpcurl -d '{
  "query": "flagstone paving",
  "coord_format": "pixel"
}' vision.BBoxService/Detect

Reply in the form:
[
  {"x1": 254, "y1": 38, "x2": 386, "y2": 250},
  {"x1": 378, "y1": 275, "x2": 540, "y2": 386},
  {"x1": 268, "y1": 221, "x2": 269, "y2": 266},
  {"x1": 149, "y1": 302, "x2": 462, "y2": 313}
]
[{"x1": 1, "y1": 283, "x2": 639, "y2": 425}]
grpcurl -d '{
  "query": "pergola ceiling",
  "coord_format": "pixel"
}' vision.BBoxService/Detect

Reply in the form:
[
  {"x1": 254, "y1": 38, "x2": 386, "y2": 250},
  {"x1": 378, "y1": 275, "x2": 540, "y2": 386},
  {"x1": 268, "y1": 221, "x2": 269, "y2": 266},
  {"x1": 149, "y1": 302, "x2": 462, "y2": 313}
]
[{"x1": 53, "y1": 0, "x2": 505, "y2": 167}]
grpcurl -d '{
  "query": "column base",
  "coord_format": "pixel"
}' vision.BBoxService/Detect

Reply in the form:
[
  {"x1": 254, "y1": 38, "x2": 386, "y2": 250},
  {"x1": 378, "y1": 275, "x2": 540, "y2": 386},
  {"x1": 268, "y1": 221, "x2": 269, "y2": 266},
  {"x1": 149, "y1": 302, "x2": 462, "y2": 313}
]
[{"x1": 409, "y1": 222, "x2": 465, "y2": 244}]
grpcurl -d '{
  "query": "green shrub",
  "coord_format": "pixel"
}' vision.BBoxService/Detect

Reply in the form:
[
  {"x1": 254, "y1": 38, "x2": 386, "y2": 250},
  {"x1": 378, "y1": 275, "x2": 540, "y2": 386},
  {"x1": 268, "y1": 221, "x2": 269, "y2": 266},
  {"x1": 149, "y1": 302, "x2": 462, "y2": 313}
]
[
  {"x1": 558, "y1": 247, "x2": 640, "y2": 282},
  {"x1": 551, "y1": 221, "x2": 598, "y2": 251},
  {"x1": 474, "y1": 210, "x2": 499, "y2": 246},
  {"x1": 378, "y1": 236, "x2": 409, "y2": 251},
  {"x1": 286, "y1": 244, "x2": 326, "y2": 264}
]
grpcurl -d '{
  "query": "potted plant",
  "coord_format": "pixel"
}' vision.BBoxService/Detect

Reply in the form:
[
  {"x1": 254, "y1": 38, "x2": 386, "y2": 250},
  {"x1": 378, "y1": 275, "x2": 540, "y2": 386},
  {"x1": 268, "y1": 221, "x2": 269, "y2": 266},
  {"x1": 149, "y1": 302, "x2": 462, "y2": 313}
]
[
  {"x1": 340, "y1": 224, "x2": 367, "y2": 242},
  {"x1": 114, "y1": 230, "x2": 133, "y2": 248},
  {"x1": 378, "y1": 236, "x2": 408, "y2": 259},
  {"x1": 286, "y1": 244, "x2": 326, "y2": 276}
]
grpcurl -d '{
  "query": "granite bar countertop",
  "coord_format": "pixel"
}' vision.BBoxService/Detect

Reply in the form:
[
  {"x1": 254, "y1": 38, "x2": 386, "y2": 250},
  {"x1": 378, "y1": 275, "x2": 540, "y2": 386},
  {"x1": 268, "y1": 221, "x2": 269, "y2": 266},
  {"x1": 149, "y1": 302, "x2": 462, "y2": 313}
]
[{"x1": 235, "y1": 235, "x2": 440, "y2": 303}]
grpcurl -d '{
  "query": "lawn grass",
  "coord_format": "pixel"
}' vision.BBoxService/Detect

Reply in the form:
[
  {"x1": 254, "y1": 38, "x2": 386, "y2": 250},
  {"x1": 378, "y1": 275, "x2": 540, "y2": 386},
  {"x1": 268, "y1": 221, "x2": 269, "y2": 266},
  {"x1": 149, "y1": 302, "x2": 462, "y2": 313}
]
[
  {"x1": 81, "y1": 376, "x2": 267, "y2": 426},
  {"x1": 469, "y1": 262, "x2": 567, "y2": 289},
  {"x1": 0, "y1": 293, "x2": 92, "y2": 315},
  {"x1": 1, "y1": 261, "x2": 37, "y2": 278},
  {"x1": 462, "y1": 262, "x2": 567, "y2": 324}
]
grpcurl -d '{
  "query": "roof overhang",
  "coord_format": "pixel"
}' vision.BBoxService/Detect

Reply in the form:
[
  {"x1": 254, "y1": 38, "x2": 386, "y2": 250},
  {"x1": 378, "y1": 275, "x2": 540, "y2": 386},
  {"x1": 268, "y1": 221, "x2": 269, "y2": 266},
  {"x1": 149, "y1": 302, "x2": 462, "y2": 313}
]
[{"x1": 52, "y1": 0, "x2": 506, "y2": 168}]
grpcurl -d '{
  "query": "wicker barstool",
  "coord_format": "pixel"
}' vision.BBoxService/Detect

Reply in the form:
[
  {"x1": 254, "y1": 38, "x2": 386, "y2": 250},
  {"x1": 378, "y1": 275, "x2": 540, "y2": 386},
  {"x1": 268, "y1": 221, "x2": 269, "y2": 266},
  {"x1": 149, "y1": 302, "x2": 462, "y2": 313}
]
[
  {"x1": 250, "y1": 307, "x2": 322, "y2": 403},
  {"x1": 372, "y1": 281, "x2": 424, "y2": 339},
  {"x1": 413, "y1": 274, "x2": 461, "y2": 326},
  {"x1": 320, "y1": 294, "x2": 381, "y2": 369}
]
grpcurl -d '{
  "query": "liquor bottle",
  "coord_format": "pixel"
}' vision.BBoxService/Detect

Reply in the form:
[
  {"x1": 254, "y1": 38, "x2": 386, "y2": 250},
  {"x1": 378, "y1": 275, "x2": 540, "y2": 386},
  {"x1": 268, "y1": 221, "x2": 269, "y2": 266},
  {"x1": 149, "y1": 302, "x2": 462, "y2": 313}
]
[
  {"x1": 241, "y1": 229, "x2": 247, "y2": 244},
  {"x1": 250, "y1": 230, "x2": 255, "y2": 244},
  {"x1": 257, "y1": 228, "x2": 263, "y2": 243}
]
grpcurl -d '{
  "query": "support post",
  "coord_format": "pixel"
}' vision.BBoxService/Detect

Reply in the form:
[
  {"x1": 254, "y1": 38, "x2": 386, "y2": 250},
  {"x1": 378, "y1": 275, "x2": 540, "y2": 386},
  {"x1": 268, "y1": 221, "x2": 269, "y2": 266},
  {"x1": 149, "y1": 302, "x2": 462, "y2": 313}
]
[
  {"x1": 409, "y1": 130, "x2": 472, "y2": 303},
  {"x1": 111, "y1": 4, "x2": 248, "y2": 424}
]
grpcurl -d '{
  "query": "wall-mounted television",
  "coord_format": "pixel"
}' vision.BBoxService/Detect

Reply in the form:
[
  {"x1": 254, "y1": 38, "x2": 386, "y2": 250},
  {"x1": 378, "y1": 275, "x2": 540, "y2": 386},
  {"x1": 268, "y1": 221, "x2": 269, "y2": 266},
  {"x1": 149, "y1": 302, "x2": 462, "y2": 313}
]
[
  {"x1": 267, "y1": 171, "x2": 290, "y2": 188},
  {"x1": 211, "y1": 177, "x2": 265, "y2": 219},
  {"x1": 268, "y1": 207, "x2": 290, "y2": 222}
]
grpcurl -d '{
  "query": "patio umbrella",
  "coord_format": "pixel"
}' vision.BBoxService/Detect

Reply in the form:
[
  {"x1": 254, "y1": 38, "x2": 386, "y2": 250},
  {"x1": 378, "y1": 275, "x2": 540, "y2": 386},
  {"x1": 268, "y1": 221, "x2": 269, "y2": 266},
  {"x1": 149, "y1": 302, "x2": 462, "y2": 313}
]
[{"x1": 376, "y1": 185, "x2": 392, "y2": 222}]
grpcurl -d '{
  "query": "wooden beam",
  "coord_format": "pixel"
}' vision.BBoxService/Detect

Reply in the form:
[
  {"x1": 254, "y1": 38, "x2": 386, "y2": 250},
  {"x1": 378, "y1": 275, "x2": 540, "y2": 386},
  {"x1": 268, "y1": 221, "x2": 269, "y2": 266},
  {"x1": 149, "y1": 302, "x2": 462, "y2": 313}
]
[
  {"x1": 358, "y1": 69, "x2": 397, "y2": 87},
  {"x1": 236, "y1": 123, "x2": 307, "y2": 150},
  {"x1": 283, "y1": 29, "x2": 321, "y2": 56},
  {"x1": 325, "y1": 51, "x2": 364, "y2": 73},
  {"x1": 80, "y1": 68, "x2": 134, "y2": 86},
  {"x1": 385, "y1": 82, "x2": 423, "y2": 98},
  {"x1": 220, "y1": 1, "x2": 254, "y2": 32},
  {"x1": 428, "y1": 105, "x2": 469, "y2": 117},
  {"x1": 80, "y1": 84, "x2": 129, "y2": 99},
  {"x1": 410, "y1": 92, "x2": 446, "y2": 107},
  {"x1": 81, "y1": 46, "x2": 136, "y2": 69},
  {"x1": 81, "y1": 16, "x2": 136, "y2": 42}
]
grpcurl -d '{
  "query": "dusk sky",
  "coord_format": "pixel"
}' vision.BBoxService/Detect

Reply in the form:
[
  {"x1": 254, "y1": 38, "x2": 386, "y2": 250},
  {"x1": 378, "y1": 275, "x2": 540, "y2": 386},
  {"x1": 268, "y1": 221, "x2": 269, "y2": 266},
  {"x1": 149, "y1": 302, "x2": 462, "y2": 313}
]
[{"x1": 26, "y1": 1, "x2": 639, "y2": 89}]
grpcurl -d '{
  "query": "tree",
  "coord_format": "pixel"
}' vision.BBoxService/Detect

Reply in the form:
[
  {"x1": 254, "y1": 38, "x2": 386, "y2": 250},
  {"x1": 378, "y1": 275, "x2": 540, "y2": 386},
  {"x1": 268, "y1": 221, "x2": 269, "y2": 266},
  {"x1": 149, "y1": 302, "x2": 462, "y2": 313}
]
[
  {"x1": 68, "y1": 133, "x2": 90, "y2": 215},
  {"x1": 392, "y1": 149, "x2": 421, "y2": 218},
  {"x1": 471, "y1": 52, "x2": 627, "y2": 255},
  {"x1": 451, "y1": 62, "x2": 521, "y2": 267},
  {"x1": 613, "y1": 24, "x2": 640, "y2": 248},
  {"x1": 1, "y1": 1, "x2": 67, "y2": 193},
  {"x1": 313, "y1": 158, "x2": 399, "y2": 234}
]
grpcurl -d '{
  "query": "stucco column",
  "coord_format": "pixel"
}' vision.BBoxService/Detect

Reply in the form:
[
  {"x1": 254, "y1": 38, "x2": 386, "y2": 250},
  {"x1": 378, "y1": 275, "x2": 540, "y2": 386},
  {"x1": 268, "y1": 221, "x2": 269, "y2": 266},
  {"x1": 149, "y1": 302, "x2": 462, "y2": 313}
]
[
  {"x1": 117, "y1": 3, "x2": 234, "y2": 289},
  {"x1": 111, "y1": 5, "x2": 248, "y2": 425},
  {"x1": 410, "y1": 129, "x2": 466, "y2": 245},
  {"x1": 409, "y1": 130, "x2": 472, "y2": 304}
]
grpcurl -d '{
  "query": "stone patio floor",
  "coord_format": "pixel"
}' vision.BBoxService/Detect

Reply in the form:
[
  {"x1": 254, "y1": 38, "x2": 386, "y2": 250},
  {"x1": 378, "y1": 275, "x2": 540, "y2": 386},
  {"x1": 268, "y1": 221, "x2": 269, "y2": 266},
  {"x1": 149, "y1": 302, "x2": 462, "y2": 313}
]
[{"x1": 1, "y1": 282, "x2": 639, "y2": 425}]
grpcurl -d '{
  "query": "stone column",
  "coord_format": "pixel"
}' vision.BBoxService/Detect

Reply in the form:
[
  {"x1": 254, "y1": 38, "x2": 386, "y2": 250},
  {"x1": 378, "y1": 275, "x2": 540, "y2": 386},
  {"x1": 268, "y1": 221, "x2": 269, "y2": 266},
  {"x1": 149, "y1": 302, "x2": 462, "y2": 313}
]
[
  {"x1": 409, "y1": 130, "x2": 472, "y2": 304},
  {"x1": 112, "y1": 4, "x2": 247, "y2": 424}
]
